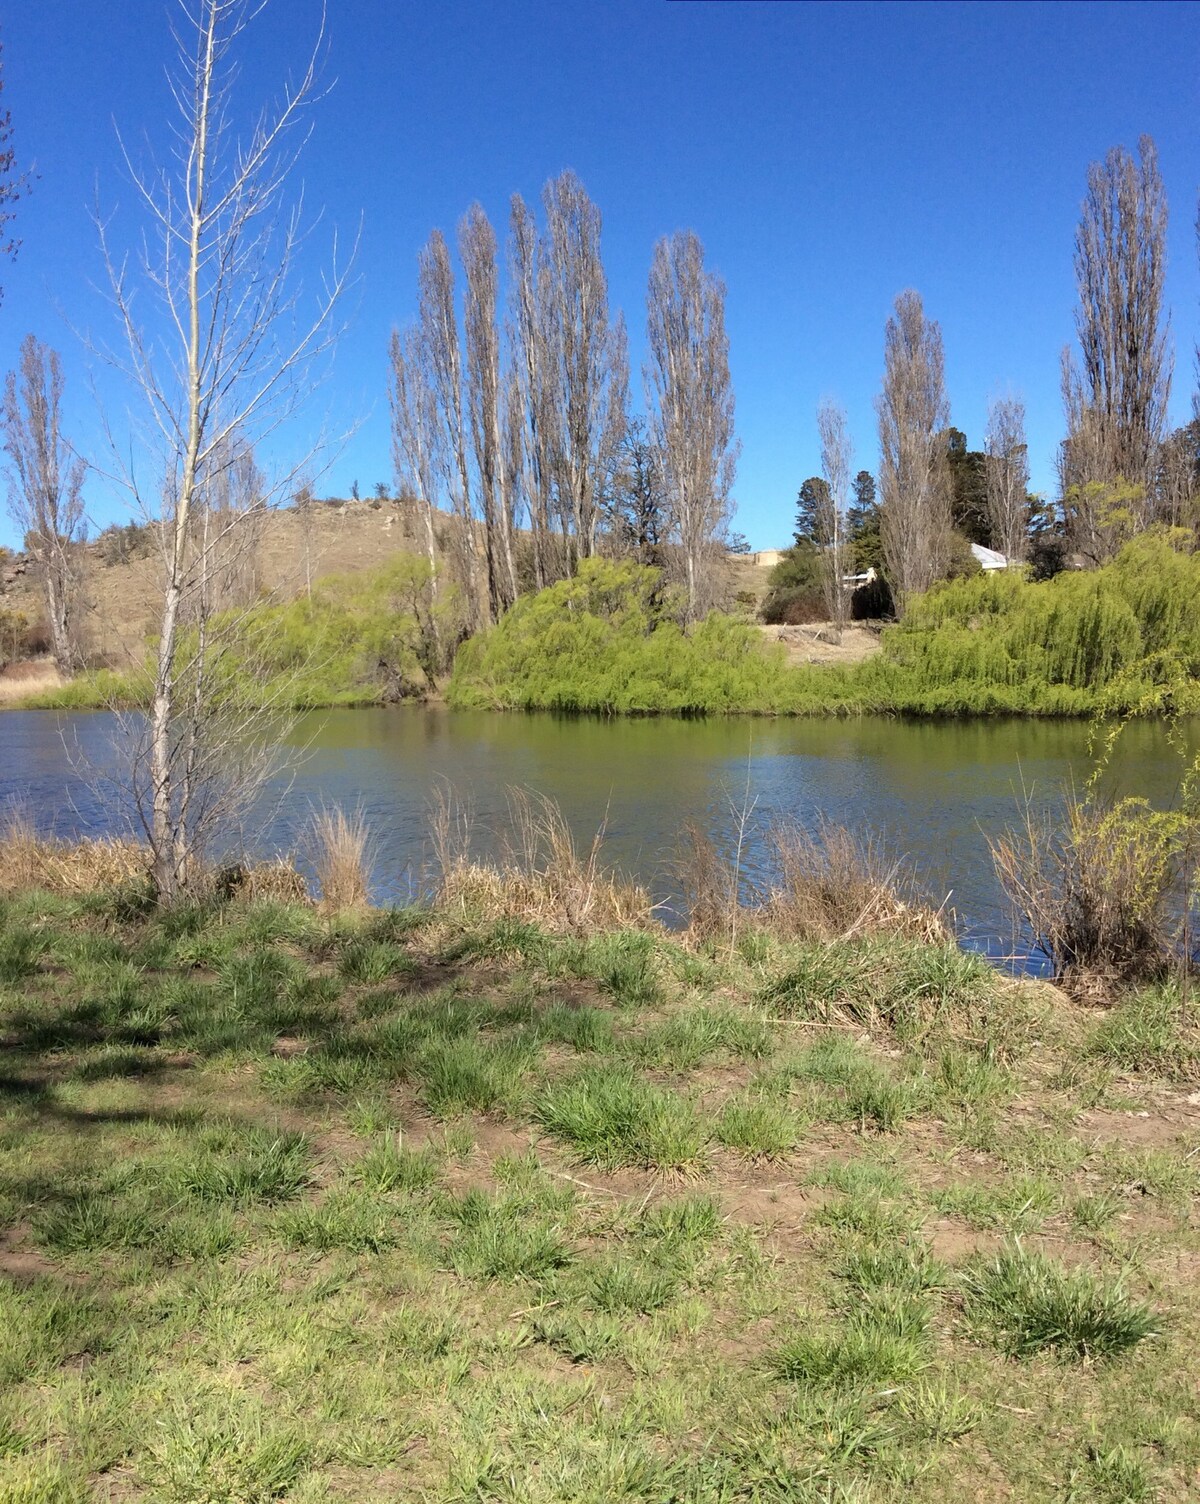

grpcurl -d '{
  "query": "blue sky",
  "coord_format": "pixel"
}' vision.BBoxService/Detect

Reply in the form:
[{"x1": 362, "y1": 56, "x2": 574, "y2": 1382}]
[{"x1": 1, "y1": 0, "x2": 1198, "y2": 551}]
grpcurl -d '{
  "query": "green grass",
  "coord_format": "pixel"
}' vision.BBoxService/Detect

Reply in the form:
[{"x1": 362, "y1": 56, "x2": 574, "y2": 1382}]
[
  {"x1": 533, "y1": 1064, "x2": 710, "y2": 1171},
  {"x1": 715, "y1": 1092, "x2": 802, "y2": 1159},
  {"x1": 963, "y1": 1245, "x2": 1160, "y2": 1359},
  {"x1": 0, "y1": 893, "x2": 1193, "y2": 1501},
  {"x1": 1087, "y1": 982, "x2": 1195, "y2": 1073},
  {"x1": 774, "y1": 1292, "x2": 932, "y2": 1388}
]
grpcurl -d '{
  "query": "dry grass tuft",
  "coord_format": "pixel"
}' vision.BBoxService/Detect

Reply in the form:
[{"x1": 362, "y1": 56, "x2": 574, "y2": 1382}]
[
  {"x1": 675, "y1": 815, "x2": 946, "y2": 946},
  {"x1": 0, "y1": 807, "x2": 149, "y2": 894},
  {"x1": 308, "y1": 805, "x2": 372, "y2": 911},
  {"x1": 765, "y1": 818, "x2": 948, "y2": 944},
  {"x1": 431, "y1": 785, "x2": 654, "y2": 933}
]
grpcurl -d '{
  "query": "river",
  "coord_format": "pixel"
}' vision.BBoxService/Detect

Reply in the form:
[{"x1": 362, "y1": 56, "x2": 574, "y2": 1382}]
[{"x1": 1, "y1": 708, "x2": 1192, "y2": 968}]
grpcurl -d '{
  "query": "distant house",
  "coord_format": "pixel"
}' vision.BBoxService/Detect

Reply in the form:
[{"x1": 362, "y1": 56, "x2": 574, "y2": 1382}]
[
  {"x1": 970, "y1": 544, "x2": 1009, "y2": 571},
  {"x1": 739, "y1": 548, "x2": 788, "y2": 568}
]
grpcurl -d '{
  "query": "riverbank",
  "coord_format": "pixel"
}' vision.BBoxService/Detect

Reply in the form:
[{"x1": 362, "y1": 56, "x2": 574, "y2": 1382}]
[
  {"x1": 8, "y1": 534, "x2": 1200, "y2": 718},
  {"x1": 2, "y1": 872, "x2": 1198, "y2": 1500}
]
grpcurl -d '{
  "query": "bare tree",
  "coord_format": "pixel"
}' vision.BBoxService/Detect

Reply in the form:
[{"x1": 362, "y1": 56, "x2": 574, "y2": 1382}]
[
  {"x1": 99, "y1": 0, "x2": 350, "y2": 903},
  {"x1": 876, "y1": 290, "x2": 951, "y2": 612},
  {"x1": 1154, "y1": 420, "x2": 1200, "y2": 528},
  {"x1": 1, "y1": 335, "x2": 86, "y2": 670},
  {"x1": 418, "y1": 229, "x2": 485, "y2": 627},
  {"x1": 984, "y1": 394, "x2": 1029, "y2": 564},
  {"x1": 645, "y1": 230, "x2": 738, "y2": 620},
  {"x1": 605, "y1": 416, "x2": 668, "y2": 564},
  {"x1": 508, "y1": 192, "x2": 554, "y2": 588},
  {"x1": 1062, "y1": 136, "x2": 1171, "y2": 504},
  {"x1": 816, "y1": 399, "x2": 851, "y2": 630},
  {"x1": 196, "y1": 428, "x2": 263, "y2": 614},
  {"x1": 541, "y1": 171, "x2": 624, "y2": 561},
  {"x1": 460, "y1": 202, "x2": 517, "y2": 617},
  {"x1": 388, "y1": 323, "x2": 442, "y2": 637}
]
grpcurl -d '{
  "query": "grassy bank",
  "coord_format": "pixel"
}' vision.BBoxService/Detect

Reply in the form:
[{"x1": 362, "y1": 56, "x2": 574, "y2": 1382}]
[
  {"x1": 2, "y1": 864, "x2": 1199, "y2": 1500},
  {"x1": 11, "y1": 534, "x2": 1200, "y2": 718},
  {"x1": 450, "y1": 536, "x2": 1200, "y2": 717}
]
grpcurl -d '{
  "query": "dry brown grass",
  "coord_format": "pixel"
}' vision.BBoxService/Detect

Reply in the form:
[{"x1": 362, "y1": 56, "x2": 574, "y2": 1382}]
[
  {"x1": 0, "y1": 808, "x2": 149, "y2": 895},
  {"x1": 675, "y1": 815, "x2": 946, "y2": 946},
  {"x1": 674, "y1": 819, "x2": 740, "y2": 941},
  {"x1": 765, "y1": 817, "x2": 948, "y2": 943},
  {"x1": 0, "y1": 658, "x2": 64, "y2": 703},
  {"x1": 307, "y1": 805, "x2": 372, "y2": 911},
  {"x1": 431, "y1": 785, "x2": 654, "y2": 933}
]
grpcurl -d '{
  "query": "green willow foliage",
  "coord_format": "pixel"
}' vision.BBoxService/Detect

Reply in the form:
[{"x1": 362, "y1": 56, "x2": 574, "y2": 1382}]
[
  {"x1": 449, "y1": 558, "x2": 804, "y2": 714},
  {"x1": 450, "y1": 537, "x2": 1200, "y2": 717},
  {"x1": 26, "y1": 555, "x2": 456, "y2": 711},
  {"x1": 23, "y1": 534, "x2": 1200, "y2": 717}
]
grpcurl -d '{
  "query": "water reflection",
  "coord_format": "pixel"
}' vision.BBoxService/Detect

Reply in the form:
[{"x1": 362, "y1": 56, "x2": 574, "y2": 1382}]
[{"x1": 3, "y1": 707, "x2": 1195, "y2": 971}]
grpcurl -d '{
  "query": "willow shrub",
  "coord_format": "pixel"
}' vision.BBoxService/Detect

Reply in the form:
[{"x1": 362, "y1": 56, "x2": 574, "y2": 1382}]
[
  {"x1": 451, "y1": 537, "x2": 1200, "y2": 718},
  {"x1": 864, "y1": 533, "x2": 1200, "y2": 716},
  {"x1": 448, "y1": 558, "x2": 846, "y2": 714}
]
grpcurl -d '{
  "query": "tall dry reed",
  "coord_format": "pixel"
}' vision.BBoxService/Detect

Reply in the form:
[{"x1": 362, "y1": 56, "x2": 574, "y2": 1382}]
[
  {"x1": 430, "y1": 784, "x2": 653, "y2": 933},
  {"x1": 307, "y1": 805, "x2": 373, "y2": 911},
  {"x1": 674, "y1": 814, "x2": 945, "y2": 946}
]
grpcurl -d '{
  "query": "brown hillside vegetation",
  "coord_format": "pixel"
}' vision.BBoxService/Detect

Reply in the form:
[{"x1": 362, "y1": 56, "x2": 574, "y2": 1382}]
[
  {"x1": 3, "y1": 500, "x2": 440, "y2": 667},
  {"x1": 2, "y1": 504, "x2": 782, "y2": 670}
]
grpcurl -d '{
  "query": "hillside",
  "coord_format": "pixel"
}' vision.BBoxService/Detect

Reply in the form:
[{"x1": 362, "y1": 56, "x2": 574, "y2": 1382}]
[
  {"x1": 2, "y1": 500, "x2": 435, "y2": 670},
  {"x1": 1, "y1": 505, "x2": 779, "y2": 676}
]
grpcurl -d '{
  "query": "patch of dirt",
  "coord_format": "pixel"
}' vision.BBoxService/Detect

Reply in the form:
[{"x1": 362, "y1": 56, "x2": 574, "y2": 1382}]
[
  {"x1": 1075, "y1": 1097, "x2": 1200, "y2": 1146},
  {"x1": 758, "y1": 622, "x2": 883, "y2": 667},
  {"x1": 925, "y1": 1217, "x2": 1001, "y2": 1265},
  {"x1": 0, "y1": 1223, "x2": 82, "y2": 1285}
]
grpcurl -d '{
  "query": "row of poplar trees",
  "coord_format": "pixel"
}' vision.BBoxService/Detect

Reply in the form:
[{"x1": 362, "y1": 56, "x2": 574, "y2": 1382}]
[
  {"x1": 801, "y1": 134, "x2": 1200, "y2": 623},
  {"x1": 388, "y1": 171, "x2": 739, "y2": 638}
]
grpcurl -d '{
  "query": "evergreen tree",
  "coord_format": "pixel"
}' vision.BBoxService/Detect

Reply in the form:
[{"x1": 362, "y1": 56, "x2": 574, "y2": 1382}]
[
  {"x1": 847, "y1": 470, "x2": 876, "y2": 535},
  {"x1": 846, "y1": 469, "x2": 882, "y2": 572},
  {"x1": 794, "y1": 475, "x2": 831, "y2": 546},
  {"x1": 945, "y1": 427, "x2": 989, "y2": 545}
]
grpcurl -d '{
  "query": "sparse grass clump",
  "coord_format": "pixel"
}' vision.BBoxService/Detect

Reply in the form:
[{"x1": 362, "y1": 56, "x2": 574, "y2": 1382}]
[
  {"x1": 962, "y1": 1244, "x2": 1159, "y2": 1359},
  {"x1": 1087, "y1": 981, "x2": 1195, "y2": 1073},
  {"x1": 716, "y1": 1093, "x2": 802, "y2": 1159},
  {"x1": 534, "y1": 1064, "x2": 709, "y2": 1171},
  {"x1": 176, "y1": 1126, "x2": 311, "y2": 1205},
  {"x1": 774, "y1": 1292, "x2": 932, "y2": 1388},
  {"x1": 446, "y1": 1189, "x2": 573, "y2": 1281}
]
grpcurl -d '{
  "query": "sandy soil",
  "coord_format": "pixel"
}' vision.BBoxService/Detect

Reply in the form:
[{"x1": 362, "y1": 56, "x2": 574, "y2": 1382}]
[{"x1": 758, "y1": 621, "x2": 883, "y2": 667}]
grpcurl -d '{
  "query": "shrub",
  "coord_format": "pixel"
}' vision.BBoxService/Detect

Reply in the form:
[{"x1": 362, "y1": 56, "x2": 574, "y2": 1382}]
[{"x1": 991, "y1": 792, "x2": 1191, "y2": 991}]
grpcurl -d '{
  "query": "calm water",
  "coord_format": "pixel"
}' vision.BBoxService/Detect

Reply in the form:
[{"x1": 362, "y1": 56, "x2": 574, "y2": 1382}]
[{"x1": 1, "y1": 708, "x2": 1192, "y2": 966}]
